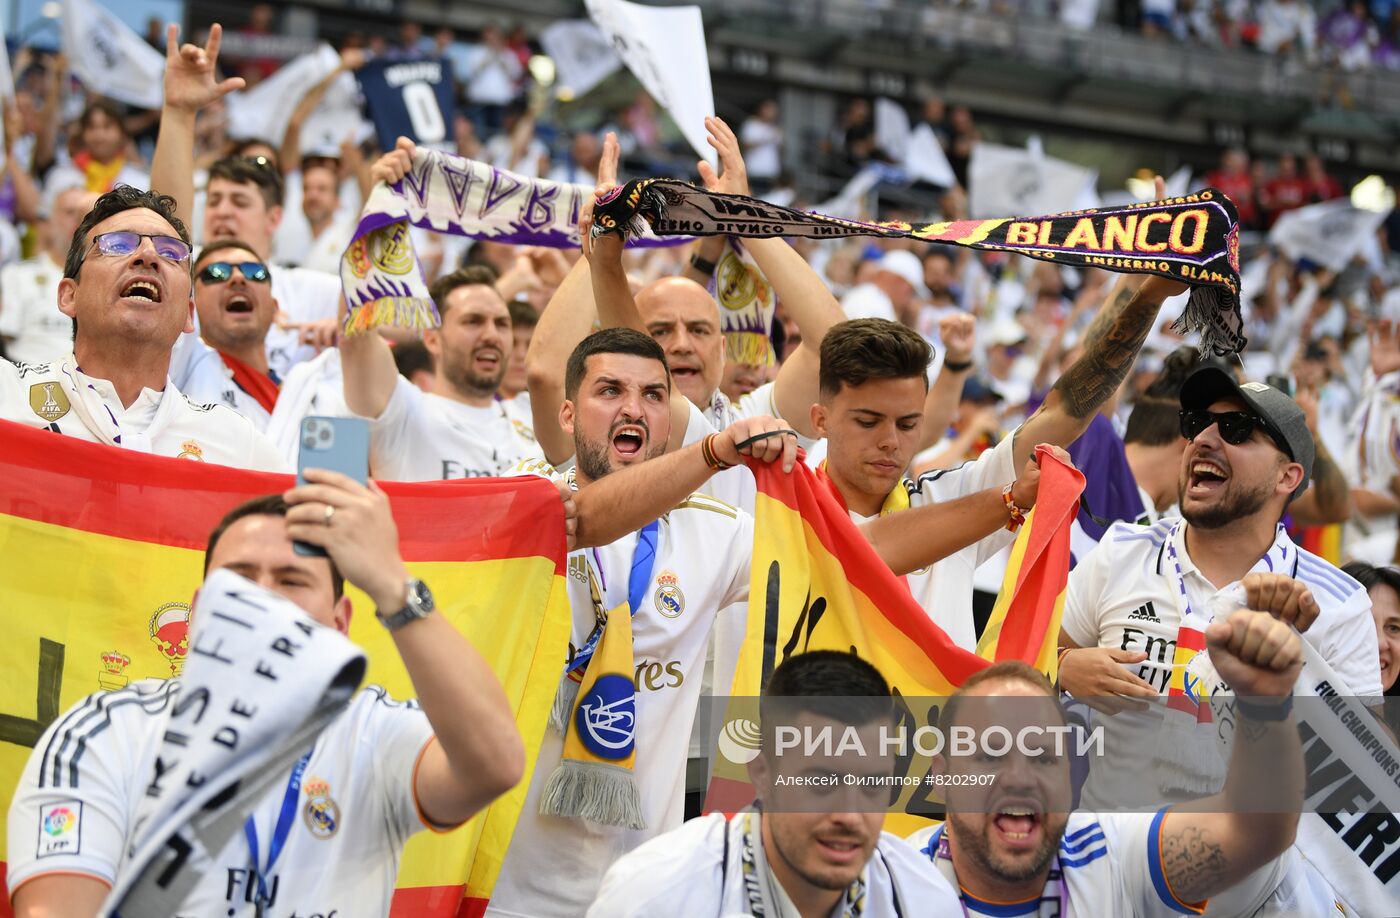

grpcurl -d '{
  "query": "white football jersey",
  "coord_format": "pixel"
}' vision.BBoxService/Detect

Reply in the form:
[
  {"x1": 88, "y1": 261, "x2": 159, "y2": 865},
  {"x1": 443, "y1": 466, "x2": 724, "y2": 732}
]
[
  {"x1": 0, "y1": 356, "x2": 286, "y2": 471},
  {"x1": 7, "y1": 680, "x2": 434, "y2": 915},
  {"x1": 1063, "y1": 519, "x2": 1382, "y2": 811},
  {"x1": 168, "y1": 331, "x2": 273, "y2": 430},
  {"x1": 489, "y1": 463, "x2": 753, "y2": 918},
  {"x1": 679, "y1": 381, "x2": 813, "y2": 512},
  {"x1": 911, "y1": 811, "x2": 1311, "y2": 918},
  {"x1": 0, "y1": 255, "x2": 68, "y2": 365},
  {"x1": 365, "y1": 375, "x2": 543, "y2": 481},
  {"x1": 590, "y1": 812, "x2": 962, "y2": 917},
  {"x1": 265, "y1": 265, "x2": 342, "y2": 379}
]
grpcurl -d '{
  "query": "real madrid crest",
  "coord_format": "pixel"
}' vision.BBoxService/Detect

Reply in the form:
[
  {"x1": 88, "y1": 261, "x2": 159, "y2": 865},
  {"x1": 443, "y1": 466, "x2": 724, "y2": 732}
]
[
  {"x1": 176, "y1": 439, "x2": 205, "y2": 461},
  {"x1": 654, "y1": 569, "x2": 685, "y2": 619},
  {"x1": 28, "y1": 382, "x2": 70, "y2": 422},
  {"x1": 303, "y1": 777, "x2": 340, "y2": 839}
]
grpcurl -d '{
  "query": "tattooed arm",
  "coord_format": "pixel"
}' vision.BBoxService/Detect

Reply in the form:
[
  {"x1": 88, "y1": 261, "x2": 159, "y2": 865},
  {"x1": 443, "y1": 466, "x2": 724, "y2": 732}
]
[
  {"x1": 1011, "y1": 272, "x2": 1185, "y2": 471},
  {"x1": 1288, "y1": 436, "x2": 1353, "y2": 526},
  {"x1": 1159, "y1": 611, "x2": 1304, "y2": 905}
]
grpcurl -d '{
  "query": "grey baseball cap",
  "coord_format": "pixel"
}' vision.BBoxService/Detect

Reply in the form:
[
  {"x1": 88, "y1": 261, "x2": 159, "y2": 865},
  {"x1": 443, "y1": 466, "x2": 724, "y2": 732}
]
[{"x1": 1179, "y1": 366, "x2": 1314, "y2": 499}]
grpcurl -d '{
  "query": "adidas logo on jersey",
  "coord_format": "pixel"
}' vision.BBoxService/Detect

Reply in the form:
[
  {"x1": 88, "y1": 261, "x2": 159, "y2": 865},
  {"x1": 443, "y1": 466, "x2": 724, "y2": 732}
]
[{"x1": 1126, "y1": 602, "x2": 1159, "y2": 623}]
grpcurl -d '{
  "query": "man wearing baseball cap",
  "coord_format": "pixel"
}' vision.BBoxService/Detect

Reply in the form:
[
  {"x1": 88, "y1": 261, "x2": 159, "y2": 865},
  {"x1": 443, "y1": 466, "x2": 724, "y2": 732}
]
[
  {"x1": 1058, "y1": 365, "x2": 1380, "y2": 810},
  {"x1": 840, "y1": 249, "x2": 929, "y2": 325}
]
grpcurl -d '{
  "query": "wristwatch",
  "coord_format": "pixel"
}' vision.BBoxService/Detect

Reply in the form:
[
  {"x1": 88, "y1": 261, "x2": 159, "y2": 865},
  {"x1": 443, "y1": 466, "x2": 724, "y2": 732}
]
[{"x1": 377, "y1": 578, "x2": 435, "y2": 631}]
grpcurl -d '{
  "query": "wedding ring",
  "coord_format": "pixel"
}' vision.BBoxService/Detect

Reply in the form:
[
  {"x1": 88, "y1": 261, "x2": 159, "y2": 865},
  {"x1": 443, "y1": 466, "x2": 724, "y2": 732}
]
[{"x1": 323, "y1": 504, "x2": 336, "y2": 526}]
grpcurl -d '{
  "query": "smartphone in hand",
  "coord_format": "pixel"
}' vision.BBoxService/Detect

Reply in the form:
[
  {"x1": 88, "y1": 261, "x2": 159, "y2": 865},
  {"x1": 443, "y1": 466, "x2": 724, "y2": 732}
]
[{"x1": 295, "y1": 416, "x2": 370, "y2": 557}]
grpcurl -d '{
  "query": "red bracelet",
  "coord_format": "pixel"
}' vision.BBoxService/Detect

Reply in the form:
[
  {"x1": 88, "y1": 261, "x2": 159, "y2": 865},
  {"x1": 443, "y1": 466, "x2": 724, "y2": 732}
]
[
  {"x1": 1002, "y1": 483, "x2": 1028, "y2": 532},
  {"x1": 701, "y1": 433, "x2": 734, "y2": 472}
]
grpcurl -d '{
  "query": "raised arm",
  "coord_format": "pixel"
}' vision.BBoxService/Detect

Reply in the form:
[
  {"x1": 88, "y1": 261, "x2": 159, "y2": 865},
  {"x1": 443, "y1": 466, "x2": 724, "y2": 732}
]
[
  {"x1": 864, "y1": 445, "x2": 1053, "y2": 576},
  {"x1": 698, "y1": 117, "x2": 845, "y2": 440},
  {"x1": 285, "y1": 470, "x2": 525, "y2": 825},
  {"x1": 340, "y1": 139, "x2": 418, "y2": 419},
  {"x1": 572, "y1": 416, "x2": 798, "y2": 548},
  {"x1": 152, "y1": 24, "x2": 245, "y2": 227},
  {"x1": 1160, "y1": 610, "x2": 1304, "y2": 905},
  {"x1": 918, "y1": 313, "x2": 976, "y2": 452},
  {"x1": 278, "y1": 48, "x2": 364, "y2": 176}
]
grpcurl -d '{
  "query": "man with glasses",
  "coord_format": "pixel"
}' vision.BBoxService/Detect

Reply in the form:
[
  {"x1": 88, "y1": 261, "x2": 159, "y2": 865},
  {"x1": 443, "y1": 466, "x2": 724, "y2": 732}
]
[
  {"x1": 168, "y1": 240, "x2": 282, "y2": 429},
  {"x1": 0, "y1": 185, "x2": 284, "y2": 469},
  {"x1": 1059, "y1": 365, "x2": 1380, "y2": 809}
]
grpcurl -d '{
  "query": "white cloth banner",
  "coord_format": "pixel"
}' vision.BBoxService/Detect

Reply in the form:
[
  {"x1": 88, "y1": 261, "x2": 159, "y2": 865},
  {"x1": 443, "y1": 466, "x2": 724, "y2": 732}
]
[
  {"x1": 225, "y1": 44, "x2": 342, "y2": 146},
  {"x1": 102, "y1": 569, "x2": 366, "y2": 914},
  {"x1": 1269, "y1": 199, "x2": 1392, "y2": 272},
  {"x1": 539, "y1": 20, "x2": 622, "y2": 98},
  {"x1": 584, "y1": 0, "x2": 716, "y2": 166},
  {"x1": 874, "y1": 97, "x2": 910, "y2": 163},
  {"x1": 0, "y1": 16, "x2": 13, "y2": 102},
  {"x1": 872, "y1": 98, "x2": 956, "y2": 187},
  {"x1": 968, "y1": 140, "x2": 1098, "y2": 218},
  {"x1": 60, "y1": 0, "x2": 165, "y2": 109}
]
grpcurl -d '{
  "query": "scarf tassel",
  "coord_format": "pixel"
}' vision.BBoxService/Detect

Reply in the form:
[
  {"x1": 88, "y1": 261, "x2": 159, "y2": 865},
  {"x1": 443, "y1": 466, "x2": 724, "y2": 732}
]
[
  {"x1": 538, "y1": 759, "x2": 646, "y2": 829},
  {"x1": 343, "y1": 297, "x2": 441, "y2": 335},
  {"x1": 548, "y1": 671, "x2": 582, "y2": 735}
]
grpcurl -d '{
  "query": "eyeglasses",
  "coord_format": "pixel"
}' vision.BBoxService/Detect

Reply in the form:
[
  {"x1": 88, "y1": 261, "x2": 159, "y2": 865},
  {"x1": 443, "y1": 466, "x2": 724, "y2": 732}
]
[
  {"x1": 1179, "y1": 409, "x2": 1291, "y2": 456},
  {"x1": 197, "y1": 261, "x2": 271, "y2": 284},
  {"x1": 85, "y1": 231, "x2": 191, "y2": 263}
]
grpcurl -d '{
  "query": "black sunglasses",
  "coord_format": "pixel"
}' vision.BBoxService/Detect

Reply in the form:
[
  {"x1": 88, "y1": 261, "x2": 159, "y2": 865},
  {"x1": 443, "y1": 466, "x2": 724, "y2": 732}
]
[
  {"x1": 1179, "y1": 409, "x2": 1291, "y2": 456},
  {"x1": 197, "y1": 261, "x2": 271, "y2": 284}
]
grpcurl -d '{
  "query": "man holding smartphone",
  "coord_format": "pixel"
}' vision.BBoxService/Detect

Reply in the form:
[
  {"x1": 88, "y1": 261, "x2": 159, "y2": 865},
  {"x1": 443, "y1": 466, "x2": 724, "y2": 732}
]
[{"x1": 7, "y1": 471, "x2": 526, "y2": 917}]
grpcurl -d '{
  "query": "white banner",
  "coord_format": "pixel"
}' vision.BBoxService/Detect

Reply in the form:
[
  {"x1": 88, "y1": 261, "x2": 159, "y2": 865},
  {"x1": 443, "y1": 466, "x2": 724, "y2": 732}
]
[
  {"x1": 224, "y1": 44, "x2": 343, "y2": 146},
  {"x1": 540, "y1": 19, "x2": 622, "y2": 99},
  {"x1": 103, "y1": 569, "x2": 366, "y2": 914},
  {"x1": 1269, "y1": 199, "x2": 1391, "y2": 272},
  {"x1": 0, "y1": 14, "x2": 13, "y2": 102},
  {"x1": 60, "y1": 0, "x2": 165, "y2": 109},
  {"x1": 968, "y1": 140, "x2": 1098, "y2": 218},
  {"x1": 584, "y1": 0, "x2": 716, "y2": 165},
  {"x1": 874, "y1": 97, "x2": 910, "y2": 163}
]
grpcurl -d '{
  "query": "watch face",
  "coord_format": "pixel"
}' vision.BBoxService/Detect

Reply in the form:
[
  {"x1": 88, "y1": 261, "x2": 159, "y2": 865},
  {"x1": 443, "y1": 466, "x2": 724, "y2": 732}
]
[{"x1": 409, "y1": 579, "x2": 435, "y2": 614}]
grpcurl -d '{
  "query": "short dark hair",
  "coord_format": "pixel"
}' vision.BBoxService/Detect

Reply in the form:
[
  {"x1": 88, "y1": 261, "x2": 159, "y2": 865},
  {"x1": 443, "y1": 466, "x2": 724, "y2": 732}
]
[
  {"x1": 819, "y1": 318, "x2": 931, "y2": 398},
  {"x1": 193, "y1": 239, "x2": 269, "y2": 276},
  {"x1": 79, "y1": 99, "x2": 129, "y2": 141},
  {"x1": 760, "y1": 651, "x2": 892, "y2": 757},
  {"x1": 1342, "y1": 561, "x2": 1400, "y2": 601},
  {"x1": 393, "y1": 338, "x2": 434, "y2": 379},
  {"x1": 508, "y1": 299, "x2": 540, "y2": 330},
  {"x1": 1123, "y1": 397, "x2": 1182, "y2": 447},
  {"x1": 209, "y1": 156, "x2": 285, "y2": 209},
  {"x1": 428, "y1": 264, "x2": 500, "y2": 319},
  {"x1": 938, "y1": 660, "x2": 1062, "y2": 739},
  {"x1": 64, "y1": 185, "x2": 191, "y2": 281},
  {"x1": 564, "y1": 328, "x2": 669, "y2": 400},
  {"x1": 204, "y1": 495, "x2": 345, "y2": 599}
]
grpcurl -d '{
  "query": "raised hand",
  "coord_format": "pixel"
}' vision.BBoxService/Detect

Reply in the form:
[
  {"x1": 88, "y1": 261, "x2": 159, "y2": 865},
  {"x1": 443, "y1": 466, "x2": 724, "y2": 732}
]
[
  {"x1": 713, "y1": 415, "x2": 799, "y2": 473},
  {"x1": 163, "y1": 23, "x2": 244, "y2": 113},
  {"x1": 1241, "y1": 572, "x2": 1320, "y2": 633},
  {"x1": 579, "y1": 132, "x2": 622, "y2": 258},
  {"x1": 1369, "y1": 319, "x2": 1400, "y2": 378},
  {"x1": 1206, "y1": 610, "x2": 1303, "y2": 700},
  {"x1": 696, "y1": 116, "x2": 750, "y2": 197},
  {"x1": 370, "y1": 136, "x2": 417, "y2": 187},
  {"x1": 938, "y1": 313, "x2": 976, "y2": 365}
]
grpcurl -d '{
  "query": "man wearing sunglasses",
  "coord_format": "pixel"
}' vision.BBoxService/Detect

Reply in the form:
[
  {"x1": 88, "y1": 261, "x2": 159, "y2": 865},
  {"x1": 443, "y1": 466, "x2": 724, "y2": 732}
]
[
  {"x1": 1059, "y1": 365, "x2": 1380, "y2": 811},
  {"x1": 0, "y1": 185, "x2": 284, "y2": 469},
  {"x1": 167, "y1": 240, "x2": 282, "y2": 430}
]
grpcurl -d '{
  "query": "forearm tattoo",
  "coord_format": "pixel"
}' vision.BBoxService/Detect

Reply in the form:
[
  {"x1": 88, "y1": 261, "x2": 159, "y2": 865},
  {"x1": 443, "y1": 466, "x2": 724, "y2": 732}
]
[
  {"x1": 1052, "y1": 284, "x2": 1158, "y2": 419},
  {"x1": 1310, "y1": 441, "x2": 1347, "y2": 514}
]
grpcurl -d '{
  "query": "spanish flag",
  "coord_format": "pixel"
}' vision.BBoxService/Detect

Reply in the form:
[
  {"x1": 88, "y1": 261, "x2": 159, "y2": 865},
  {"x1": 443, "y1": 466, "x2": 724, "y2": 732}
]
[
  {"x1": 706, "y1": 447, "x2": 1083, "y2": 835},
  {"x1": 977, "y1": 445, "x2": 1087, "y2": 679},
  {"x1": 0, "y1": 420, "x2": 570, "y2": 917}
]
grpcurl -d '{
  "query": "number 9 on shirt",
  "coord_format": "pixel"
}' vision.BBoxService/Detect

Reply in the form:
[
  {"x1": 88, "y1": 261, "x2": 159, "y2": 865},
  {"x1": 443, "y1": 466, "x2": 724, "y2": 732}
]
[{"x1": 295, "y1": 416, "x2": 370, "y2": 557}]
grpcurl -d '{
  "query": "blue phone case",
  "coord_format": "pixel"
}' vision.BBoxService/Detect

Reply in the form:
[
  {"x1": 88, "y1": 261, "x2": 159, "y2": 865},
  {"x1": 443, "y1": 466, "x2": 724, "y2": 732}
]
[{"x1": 294, "y1": 416, "x2": 371, "y2": 556}]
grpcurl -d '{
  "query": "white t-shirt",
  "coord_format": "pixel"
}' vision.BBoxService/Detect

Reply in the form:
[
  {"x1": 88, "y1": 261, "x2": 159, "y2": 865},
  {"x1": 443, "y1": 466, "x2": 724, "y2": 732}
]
[
  {"x1": 0, "y1": 255, "x2": 68, "y2": 365},
  {"x1": 489, "y1": 466, "x2": 754, "y2": 918},
  {"x1": 364, "y1": 375, "x2": 543, "y2": 481},
  {"x1": 42, "y1": 161, "x2": 149, "y2": 216},
  {"x1": 590, "y1": 812, "x2": 960, "y2": 917},
  {"x1": 7, "y1": 680, "x2": 434, "y2": 915},
  {"x1": 1062, "y1": 518, "x2": 1382, "y2": 810},
  {"x1": 0, "y1": 355, "x2": 286, "y2": 470},
  {"x1": 739, "y1": 118, "x2": 783, "y2": 180},
  {"x1": 266, "y1": 347, "x2": 353, "y2": 468},
  {"x1": 461, "y1": 45, "x2": 523, "y2": 105},
  {"x1": 265, "y1": 264, "x2": 343, "y2": 379},
  {"x1": 168, "y1": 331, "x2": 274, "y2": 430},
  {"x1": 910, "y1": 811, "x2": 1330, "y2": 918},
  {"x1": 299, "y1": 218, "x2": 356, "y2": 276}
]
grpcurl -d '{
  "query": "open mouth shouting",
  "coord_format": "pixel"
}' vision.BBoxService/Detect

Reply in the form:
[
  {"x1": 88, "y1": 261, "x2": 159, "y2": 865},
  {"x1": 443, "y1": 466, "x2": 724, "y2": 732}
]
[
  {"x1": 1186, "y1": 455, "x2": 1230, "y2": 499},
  {"x1": 990, "y1": 797, "x2": 1045, "y2": 850},
  {"x1": 472, "y1": 346, "x2": 503, "y2": 373},
  {"x1": 610, "y1": 421, "x2": 648, "y2": 460},
  {"x1": 224, "y1": 291, "x2": 255, "y2": 315},
  {"x1": 120, "y1": 276, "x2": 163, "y2": 304}
]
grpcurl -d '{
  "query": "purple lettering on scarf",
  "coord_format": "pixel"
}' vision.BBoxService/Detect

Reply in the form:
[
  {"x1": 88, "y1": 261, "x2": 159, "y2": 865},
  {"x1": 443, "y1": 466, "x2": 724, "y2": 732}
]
[
  {"x1": 441, "y1": 159, "x2": 477, "y2": 221},
  {"x1": 400, "y1": 155, "x2": 435, "y2": 210},
  {"x1": 521, "y1": 185, "x2": 559, "y2": 232},
  {"x1": 481, "y1": 168, "x2": 524, "y2": 220}
]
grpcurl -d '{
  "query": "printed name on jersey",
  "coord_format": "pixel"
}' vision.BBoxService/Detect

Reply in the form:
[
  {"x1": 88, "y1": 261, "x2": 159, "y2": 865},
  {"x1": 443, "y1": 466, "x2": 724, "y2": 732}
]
[
  {"x1": 1125, "y1": 601, "x2": 1159, "y2": 623},
  {"x1": 654, "y1": 570, "x2": 685, "y2": 618},
  {"x1": 36, "y1": 800, "x2": 82, "y2": 856},
  {"x1": 303, "y1": 776, "x2": 341, "y2": 839},
  {"x1": 28, "y1": 382, "x2": 70, "y2": 422}
]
